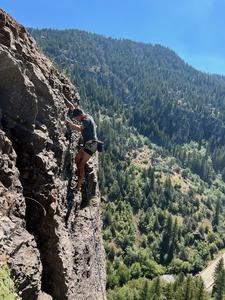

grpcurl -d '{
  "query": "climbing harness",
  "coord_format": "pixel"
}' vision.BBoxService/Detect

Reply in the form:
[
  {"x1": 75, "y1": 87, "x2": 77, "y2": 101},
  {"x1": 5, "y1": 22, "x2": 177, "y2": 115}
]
[{"x1": 25, "y1": 196, "x2": 47, "y2": 216}]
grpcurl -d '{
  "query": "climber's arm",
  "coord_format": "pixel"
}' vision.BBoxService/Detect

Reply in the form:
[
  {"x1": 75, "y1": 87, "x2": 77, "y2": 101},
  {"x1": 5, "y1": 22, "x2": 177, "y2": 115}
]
[
  {"x1": 65, "y1": 99, "x2": 76, "y2": 111},
  {"x1": 65, "y1": 118, "x2": 84, "y2": 132}
]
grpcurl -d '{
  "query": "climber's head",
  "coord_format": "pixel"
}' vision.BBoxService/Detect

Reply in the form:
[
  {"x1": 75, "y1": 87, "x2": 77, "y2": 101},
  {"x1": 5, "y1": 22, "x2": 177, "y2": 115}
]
[{"x1": 72, "y1": 108, "x2": 85, "y2": 122}]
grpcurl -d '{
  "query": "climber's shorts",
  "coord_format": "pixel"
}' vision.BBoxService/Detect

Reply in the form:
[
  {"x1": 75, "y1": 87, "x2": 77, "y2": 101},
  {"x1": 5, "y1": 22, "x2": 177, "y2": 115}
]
[{"x1": 83, "y1": 140, "x2": 97, "y2": 156}]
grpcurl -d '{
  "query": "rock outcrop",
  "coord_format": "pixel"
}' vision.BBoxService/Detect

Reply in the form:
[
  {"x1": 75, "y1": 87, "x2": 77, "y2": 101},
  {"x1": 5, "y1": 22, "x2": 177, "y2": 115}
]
[{"x1": 0, "y1": 9, "x2": 106, "y2": 300}]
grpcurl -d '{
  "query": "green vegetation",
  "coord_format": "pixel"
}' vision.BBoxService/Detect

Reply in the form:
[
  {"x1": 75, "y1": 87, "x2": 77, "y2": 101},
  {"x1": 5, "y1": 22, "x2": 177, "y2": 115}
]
[
  {"x1": 30, "y1": 28, "x2": 225, "y2": 298},
  {"x1": 212, "y1": 258, "x2": 225, "y2": 300},
  {"x1": 107, "y1": 275, "x2": 211, "y2": 300},
  {"x1": 0, "y1": 265, "x2": 19, "y2": 300}
]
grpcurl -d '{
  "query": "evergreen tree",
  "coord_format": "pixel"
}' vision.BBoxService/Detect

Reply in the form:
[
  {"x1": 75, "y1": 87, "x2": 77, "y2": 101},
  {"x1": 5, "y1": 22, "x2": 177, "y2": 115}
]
[
  {"x1": 160, "y1": 215, "x2": 173, "y2": 264},
  {"x1": 213, "y1": 198, "x2": 221, "y2": 227},
  {"x1": 197, "y1": 278, "x2": 207, "y2": 300},
  {"x1": 183, "y1": 276, "x2": 194, "y2": 300},
  {"x1": 165, "y1": 283, "x2": 174, "y2": 300},
  {"x1": 168, "y1": 218, "x2": 178, "y2": 263},
  {"x1": 141, "y1": 280, "x2": 150, "y2": 300},
  {"x1": 151, "y1": 277, "x2": 161, "y2": 299},
  {"x1": 213, "y1": 258, "x2": 225, "y2": 300}
]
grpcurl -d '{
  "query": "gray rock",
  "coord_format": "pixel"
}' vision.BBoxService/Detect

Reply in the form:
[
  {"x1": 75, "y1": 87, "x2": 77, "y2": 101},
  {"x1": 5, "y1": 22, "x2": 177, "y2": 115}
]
[
  {"x1": 0, "y1": 130, "x2": 42, "y2": 298},
  {"x1": 0, "y1": 8, "x2": 106, "y2": 300},
  {"x1": 37, "y1": 292, "x2": 53, "y2": 300}
]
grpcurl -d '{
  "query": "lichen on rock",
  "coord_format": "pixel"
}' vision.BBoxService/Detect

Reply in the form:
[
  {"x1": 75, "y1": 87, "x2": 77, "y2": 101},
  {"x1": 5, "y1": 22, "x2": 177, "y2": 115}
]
[{"x1": 0, "y1": 264, "x2": 20, "y2": 300}]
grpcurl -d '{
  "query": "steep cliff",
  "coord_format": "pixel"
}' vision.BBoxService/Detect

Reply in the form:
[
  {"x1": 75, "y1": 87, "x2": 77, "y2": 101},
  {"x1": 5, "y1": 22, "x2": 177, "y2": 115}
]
[{"x1": 0, "y1": 9, "x2": 106, "y2": 300}]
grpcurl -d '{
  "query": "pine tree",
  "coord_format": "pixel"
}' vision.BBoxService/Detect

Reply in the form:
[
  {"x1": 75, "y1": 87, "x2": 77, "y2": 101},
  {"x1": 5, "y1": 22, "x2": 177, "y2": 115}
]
[
  {"x1": 168, "y1": 218, "x2": 178, "y2": 263},
  {"x1": 151, "y1": 277, "x2": 161, "y2": 299},
  {"x1": 141, "y1": 279, "x2": 150, "y2": 300},
  {"x1": 160, "y1": 215, "x2": 173, "y2": 263},
  {"x1": 183, "y1": 276, "x2": 194, "y2": 300},
  {"x1": 213, "y1": 258, "x2": 225, "y2": 300},
  {"x1": 213, "y1": 198, "x2": 221, "y2": 227},
  {"x1": 197, "y1": 278, "x2": 207, "y2": 300},
  {"x1": 153, "y1": 215, "x2": 160, "y2": 232},
  {"x1": 165, "y1": 283, "x2": 174, "y2": 300},
  {"x1": 163, "y1": 177, "x2": 174, "y2": 208}
]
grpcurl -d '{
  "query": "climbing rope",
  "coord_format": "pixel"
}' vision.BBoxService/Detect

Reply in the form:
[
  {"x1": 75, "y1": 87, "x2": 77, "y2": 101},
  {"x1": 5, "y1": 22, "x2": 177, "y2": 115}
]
[
  {"x1": 88, "y1": 204, "x2": 106, "y2": 300},
  {"x1": 25, "y1": 196, "x2": 47, "y2": 216}
]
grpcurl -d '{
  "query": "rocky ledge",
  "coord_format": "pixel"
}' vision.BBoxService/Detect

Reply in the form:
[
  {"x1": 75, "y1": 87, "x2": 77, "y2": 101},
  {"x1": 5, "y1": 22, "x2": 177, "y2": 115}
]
[{"x1": 0, "y1": 9, "x2": 106, "y2": 300}]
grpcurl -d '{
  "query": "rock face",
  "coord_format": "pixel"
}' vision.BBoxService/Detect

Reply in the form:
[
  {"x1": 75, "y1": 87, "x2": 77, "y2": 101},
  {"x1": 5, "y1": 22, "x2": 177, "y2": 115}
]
[{"x1": 0, "y1": 9, "x2": 106, "y2": 300}]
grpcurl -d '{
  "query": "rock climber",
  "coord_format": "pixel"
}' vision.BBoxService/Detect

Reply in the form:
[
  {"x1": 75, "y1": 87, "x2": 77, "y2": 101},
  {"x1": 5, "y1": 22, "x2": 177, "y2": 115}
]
[{"x1": 65, "y1": 99, "x2": 98, "y2": 191}]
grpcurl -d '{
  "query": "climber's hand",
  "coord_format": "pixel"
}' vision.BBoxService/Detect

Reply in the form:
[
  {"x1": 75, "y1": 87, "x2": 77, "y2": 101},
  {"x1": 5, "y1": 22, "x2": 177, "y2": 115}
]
[
  {"x1": 65, "y1": 118, "x2": 70, "y2": 125},
  {"x1": 65, "y1": 99, "x2": 75, "y2": 111}
]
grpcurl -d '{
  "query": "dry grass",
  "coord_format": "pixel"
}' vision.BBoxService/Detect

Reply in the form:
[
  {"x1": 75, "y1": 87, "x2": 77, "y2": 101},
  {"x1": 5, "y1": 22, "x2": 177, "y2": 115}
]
[{"x1": 131, "y1": 146, "x2": 153, "y2": 169}]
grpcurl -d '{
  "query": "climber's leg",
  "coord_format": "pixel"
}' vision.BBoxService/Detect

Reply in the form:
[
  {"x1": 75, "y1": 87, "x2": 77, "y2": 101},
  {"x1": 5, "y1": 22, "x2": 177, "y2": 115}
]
[
  {"x1": 76, "y1": 151, "x2": 91, "y2": 190},
  {"x1": 75, "y1": 148, "x2": 84, "y2": 165}
]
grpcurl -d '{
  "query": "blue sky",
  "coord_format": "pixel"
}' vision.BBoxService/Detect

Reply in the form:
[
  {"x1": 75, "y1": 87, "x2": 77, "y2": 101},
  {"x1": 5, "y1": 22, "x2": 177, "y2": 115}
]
[{"x1": 1, "y1": 0, "x2": 225, "y2": 75}]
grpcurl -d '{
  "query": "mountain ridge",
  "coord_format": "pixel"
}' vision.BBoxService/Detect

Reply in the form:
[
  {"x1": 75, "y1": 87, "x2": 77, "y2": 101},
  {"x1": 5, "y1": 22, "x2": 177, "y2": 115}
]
[{"x1": 30, "y1": 28, "x2": 225, "y2": 299}]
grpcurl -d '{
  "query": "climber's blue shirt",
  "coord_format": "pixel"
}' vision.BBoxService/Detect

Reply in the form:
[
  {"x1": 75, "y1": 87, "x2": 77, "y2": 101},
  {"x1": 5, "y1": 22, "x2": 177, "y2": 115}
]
[{"x1": 81, "y1": 115, "x2": 97, "y2": 143}]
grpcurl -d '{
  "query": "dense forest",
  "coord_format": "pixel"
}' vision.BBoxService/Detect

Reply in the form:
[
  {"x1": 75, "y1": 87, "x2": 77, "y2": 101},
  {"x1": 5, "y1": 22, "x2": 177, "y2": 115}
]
[{"x1": 30, "y1": 28, "x2": 225, "y2": 299}]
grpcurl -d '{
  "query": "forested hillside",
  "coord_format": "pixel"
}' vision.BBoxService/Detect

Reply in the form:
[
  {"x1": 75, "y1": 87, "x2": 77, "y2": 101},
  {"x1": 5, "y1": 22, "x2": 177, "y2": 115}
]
[{"x1": 30, "y1": 28, "x2": 225, "y2": 299}]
